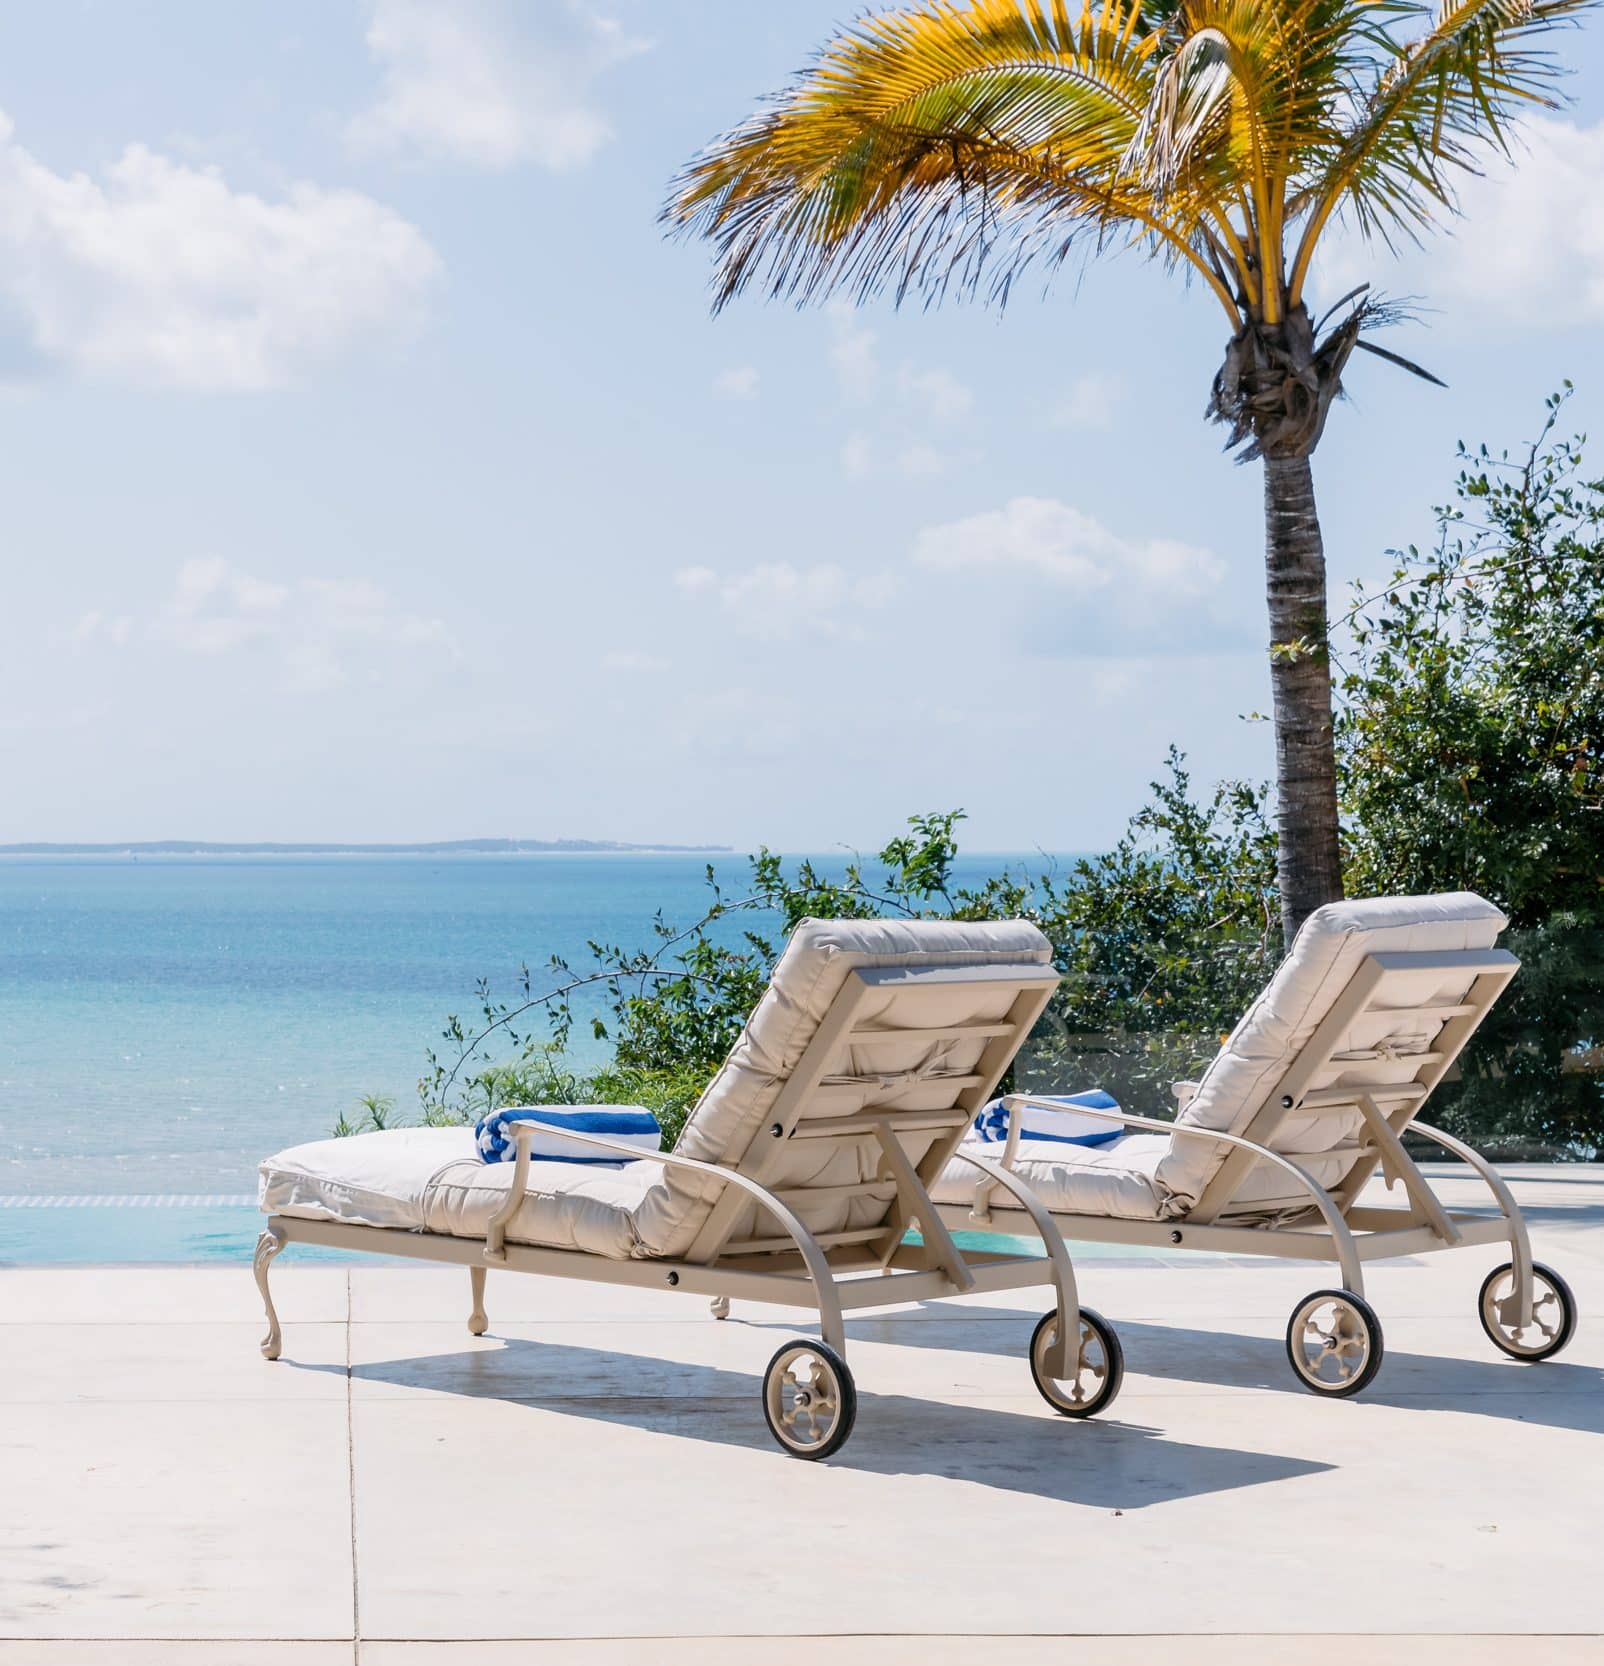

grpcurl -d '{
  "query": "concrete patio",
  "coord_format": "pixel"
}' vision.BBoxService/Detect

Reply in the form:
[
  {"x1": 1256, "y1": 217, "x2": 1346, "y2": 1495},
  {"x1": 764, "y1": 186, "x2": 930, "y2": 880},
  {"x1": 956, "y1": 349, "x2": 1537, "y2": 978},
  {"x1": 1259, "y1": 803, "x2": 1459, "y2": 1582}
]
[{"x1": 3, "y1": 1164, "x2": 1601, "y2": 1664}]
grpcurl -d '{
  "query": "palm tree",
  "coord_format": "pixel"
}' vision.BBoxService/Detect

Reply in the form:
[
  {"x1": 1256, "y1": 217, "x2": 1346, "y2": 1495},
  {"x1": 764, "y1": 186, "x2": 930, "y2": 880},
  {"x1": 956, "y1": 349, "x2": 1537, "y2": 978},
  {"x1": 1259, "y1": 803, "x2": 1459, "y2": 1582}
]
[{"x1": 665, "y1": 0, "x2": 1595, "y2": 944}]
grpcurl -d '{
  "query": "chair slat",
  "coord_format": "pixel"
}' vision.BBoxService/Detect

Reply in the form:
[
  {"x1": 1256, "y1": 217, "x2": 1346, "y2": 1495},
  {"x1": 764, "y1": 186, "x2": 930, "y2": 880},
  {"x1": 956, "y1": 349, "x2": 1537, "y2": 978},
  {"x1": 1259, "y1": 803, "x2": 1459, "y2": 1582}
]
[
  {"x1": 1300, "y1": 1082, "x2": 1428, "y2": 1109},
  {"x1": 844, "y1": 1021, "x2": 1016, "y2": 1044},
  {"x1": 788, "y1": 1108, "x2": 973, "y2": 1140}
]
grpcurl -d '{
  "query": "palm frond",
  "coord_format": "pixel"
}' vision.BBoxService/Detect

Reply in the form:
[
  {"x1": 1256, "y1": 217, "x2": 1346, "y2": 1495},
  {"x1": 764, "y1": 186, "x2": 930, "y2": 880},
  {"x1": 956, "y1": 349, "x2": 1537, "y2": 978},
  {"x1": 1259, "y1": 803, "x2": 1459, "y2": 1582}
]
[
  {"x1": 664, "y1": 0, "x2": 1242, "y2": 318},
  {"x1": 1288, "y1": 0, "x2": 1600, "y2": 300}
]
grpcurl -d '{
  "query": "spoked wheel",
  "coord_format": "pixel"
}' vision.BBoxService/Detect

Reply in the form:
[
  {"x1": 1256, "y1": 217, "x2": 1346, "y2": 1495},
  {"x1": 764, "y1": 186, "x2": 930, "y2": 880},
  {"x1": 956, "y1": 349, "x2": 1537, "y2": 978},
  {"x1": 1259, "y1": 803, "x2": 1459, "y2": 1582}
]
[
  {"x1": 1286, "y1": 1289, "x2": 1384, "y2": 1397},
  {"x1": 1478, "y1": 1262, "x2": 1577, "y2": 1362},
  {"x1": 1028, "y1": 1307, "x2": 1124, "y2": 1418},
  {"x1": 762, "y1": 1340, "x2": 857, "y2": 1460}
]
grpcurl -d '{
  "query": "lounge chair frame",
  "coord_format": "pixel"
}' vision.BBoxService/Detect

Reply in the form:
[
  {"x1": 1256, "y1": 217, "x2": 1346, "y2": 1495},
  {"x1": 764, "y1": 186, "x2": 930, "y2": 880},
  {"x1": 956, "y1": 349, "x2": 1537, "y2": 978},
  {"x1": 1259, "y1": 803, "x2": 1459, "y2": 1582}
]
[
  {"x1": 256, "y1": 961, "x2": 1097, "y2": 1384},
  {"x1": 940, "y1": 948, "x2": 1543, "y2": 1315}
]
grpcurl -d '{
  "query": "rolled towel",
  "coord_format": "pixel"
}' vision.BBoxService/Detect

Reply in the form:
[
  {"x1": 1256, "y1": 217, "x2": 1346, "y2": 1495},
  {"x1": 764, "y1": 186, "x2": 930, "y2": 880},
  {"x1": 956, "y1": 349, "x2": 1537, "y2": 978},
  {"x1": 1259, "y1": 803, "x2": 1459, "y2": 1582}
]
[
  {"x1": 971, "y1": 1089, "x2": 1123, "y2": 1148},
  {"x1": 475, "y1": 1105, "x2": 663, "y2": 1165}
]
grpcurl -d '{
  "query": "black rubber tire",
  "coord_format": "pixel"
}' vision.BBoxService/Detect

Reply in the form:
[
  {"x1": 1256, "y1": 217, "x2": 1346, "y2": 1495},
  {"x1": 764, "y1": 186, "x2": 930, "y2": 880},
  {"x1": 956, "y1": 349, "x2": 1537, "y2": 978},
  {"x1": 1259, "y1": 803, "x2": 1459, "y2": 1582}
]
[
  {"x1": 1285, "y1": 1289, "x2": 1385, "y2": 1398},
  {"x1": 1477, "y1": 1261, "x2": 1577, "y2": 1362},
  {"x1": 761, "y1": 1339, "x2": 857, "y2": 1460},
  {"x1": 1029, "y1": 1307, "x2": 1124, "y2": 1418}
]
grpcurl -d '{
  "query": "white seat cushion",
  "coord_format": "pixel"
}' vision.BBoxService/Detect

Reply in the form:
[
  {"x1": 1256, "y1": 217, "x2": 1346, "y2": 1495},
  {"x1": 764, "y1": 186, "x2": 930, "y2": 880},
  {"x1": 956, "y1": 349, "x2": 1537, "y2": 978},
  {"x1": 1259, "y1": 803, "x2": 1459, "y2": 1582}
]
[
  {"x1": 934, "y1": 1133, "x2": 1170, "y2": 1221},
  {"x1": 259, "y1": 1126, "x2": 659, "y2": 1259}
]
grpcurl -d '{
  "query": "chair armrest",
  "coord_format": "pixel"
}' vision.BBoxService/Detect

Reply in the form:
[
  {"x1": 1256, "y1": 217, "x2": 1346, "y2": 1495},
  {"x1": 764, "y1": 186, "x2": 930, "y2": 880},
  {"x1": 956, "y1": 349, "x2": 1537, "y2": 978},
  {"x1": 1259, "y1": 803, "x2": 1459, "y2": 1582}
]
[
  {"x1": 486, "y1": 1112, "x2": 829, "y2": 1266},
  {"x1": 1171, "y1": 1080, "x2": 1201, "y2": 1110},
  {"x1": 481, "y1": 1112, "x2": 843, "y2": 1337},
  {"x1": 997, "y1": 1093, "x2": 1363, "y2": 1287}
]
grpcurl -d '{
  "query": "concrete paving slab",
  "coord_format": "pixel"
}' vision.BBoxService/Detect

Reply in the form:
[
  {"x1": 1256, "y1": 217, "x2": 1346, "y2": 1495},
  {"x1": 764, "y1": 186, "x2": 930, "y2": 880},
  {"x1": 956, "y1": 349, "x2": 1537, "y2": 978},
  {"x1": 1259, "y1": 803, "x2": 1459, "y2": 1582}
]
[
  {"x1": 361, "y1": 1639, "x2": 1604, "y2": 1666},
  {"x1": 351, "y1": 1371, "x2": 1600, "y2": 1639},
  {"x1": 2, "y1": 1321, "x2": 349, "y2": 1403},
  {"x1": 0, "y1": 1400, "x2": 354, "y2": 1641},
  {"x1": 0, "y1": 1646, "x2": 353, "y2": 1665},
  {"x1": 5, "y1": 1163, "x2": 1601, "y2": 1652},
  {"x1": 331, "y1": 1304, "x2": 1601, "y2": 1411},
  {"x1": 0, "y1": 1266, "x2": 348, "y2": 1325}
]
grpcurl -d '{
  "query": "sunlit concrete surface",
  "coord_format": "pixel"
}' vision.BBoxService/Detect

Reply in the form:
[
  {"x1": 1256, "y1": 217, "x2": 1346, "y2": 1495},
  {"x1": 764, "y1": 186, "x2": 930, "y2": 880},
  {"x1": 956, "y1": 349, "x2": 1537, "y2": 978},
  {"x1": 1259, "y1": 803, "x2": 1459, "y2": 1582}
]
[{"x1": 3, "y1": 1164, "x2": 1600, "y2": 1663}]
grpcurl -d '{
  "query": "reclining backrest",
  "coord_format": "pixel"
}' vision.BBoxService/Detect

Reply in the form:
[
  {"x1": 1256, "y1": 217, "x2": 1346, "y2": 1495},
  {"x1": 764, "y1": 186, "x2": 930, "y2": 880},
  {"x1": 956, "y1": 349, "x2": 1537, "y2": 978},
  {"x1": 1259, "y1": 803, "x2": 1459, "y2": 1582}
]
[
  {"x1": 631, "y1": 917, "x2": 1059, "y2": 1259},
  {"x1": 1156, "y1": 892, "x2": 1514, "y2": 1219}
]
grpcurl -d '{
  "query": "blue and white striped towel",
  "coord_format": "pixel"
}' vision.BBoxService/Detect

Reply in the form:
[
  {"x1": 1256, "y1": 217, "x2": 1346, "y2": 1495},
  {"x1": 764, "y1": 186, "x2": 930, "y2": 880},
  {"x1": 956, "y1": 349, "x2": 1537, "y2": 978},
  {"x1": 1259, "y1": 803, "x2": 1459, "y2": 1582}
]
[
  {"x1": 474, "y1": 1106, "x2": 663, "y2": 1165},
  {"x1": 971, "y1": 1090, "x2": 1124, "y2": 1148}
]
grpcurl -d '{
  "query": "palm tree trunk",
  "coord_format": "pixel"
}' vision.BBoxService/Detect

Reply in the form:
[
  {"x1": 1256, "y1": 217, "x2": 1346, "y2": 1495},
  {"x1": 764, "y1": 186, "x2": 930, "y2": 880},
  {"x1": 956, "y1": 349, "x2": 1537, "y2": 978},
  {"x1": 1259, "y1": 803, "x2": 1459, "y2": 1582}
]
[{"x1": 1263, "y1": 453, "x2": 1343, "y2": 945}]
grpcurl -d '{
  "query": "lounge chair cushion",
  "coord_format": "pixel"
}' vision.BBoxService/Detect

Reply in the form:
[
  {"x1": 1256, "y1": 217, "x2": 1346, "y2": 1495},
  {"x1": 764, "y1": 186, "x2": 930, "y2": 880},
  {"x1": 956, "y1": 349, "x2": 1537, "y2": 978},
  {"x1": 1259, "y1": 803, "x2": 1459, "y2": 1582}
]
[
  {"x1": 1154, "y1": 891, "x2": 1507, "y2": 1212},
  {"x1": 259, "y1": 1126, "x2": 658, "y2": 1258},
  {"x1": 934, "y1": 1133, "x2": 1171, "y2": 1220}
]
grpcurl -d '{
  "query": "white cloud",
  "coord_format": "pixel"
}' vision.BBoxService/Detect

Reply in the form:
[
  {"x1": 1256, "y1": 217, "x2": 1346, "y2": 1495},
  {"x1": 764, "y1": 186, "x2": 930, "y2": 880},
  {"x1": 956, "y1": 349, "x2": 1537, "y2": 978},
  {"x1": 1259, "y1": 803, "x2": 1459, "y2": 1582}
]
[
  {"x1": 673, "y1": 565, "x2": 717, "y2": 594},
  {"x1": 828, "y1": 305, "x2": 879, "y2": 402},
  {"x1": 840, "y1": 432, "x2": 874, "y2": 479},
  {"x1": 349, "y1": 0, "x2": 647, "y2": 171},
  {"x1": 601, "y1": 649, "x2": 669, "y2": 673},
  {"x1": 1312, "y1": 116, "x2": 1604, "y2": 331},
  {"x1": 0, "y1": 109, "x2": 439, "y2": 390},
  {"x1": 898, "y1": 365, "x2": 972, "y2": 420},
  {"x1": 826, "y1": 305, "x2": 978, "y2": 476},
  {"x1": 913, "y1": 497, "x2": 1239, "y2": 653},
  {"x1": 1052, "y1": 372, "x2": 1123, "y2": 430},
  {"x1": 712, "y1": 365, "x2": 760, "y2": 400},
  {"x1": 72, "y1": 611, "x2": 133, "y2": 647},
  {"x1": 675, "y1": 560, "x2": 897, "y2": 640},
  {"x1": 77, "y1": 558, "x2": 455, "y2": 694},
  {"x1": 896, "y1": 443, "x2": 946, "y2": 478}
]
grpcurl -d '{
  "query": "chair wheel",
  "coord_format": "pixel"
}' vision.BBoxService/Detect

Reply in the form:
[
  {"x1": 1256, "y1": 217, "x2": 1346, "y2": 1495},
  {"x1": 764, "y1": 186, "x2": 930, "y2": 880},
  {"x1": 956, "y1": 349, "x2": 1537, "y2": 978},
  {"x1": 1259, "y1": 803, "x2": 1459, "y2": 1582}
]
[
  {"x1": 1029, "y1": 1307, "x2": 1123, "y2": 1418},
  {"x1": 1286, "y1": 1289, "x2": 1383, "y2": 1396},
  {"x1": 762, "y1": 1340, "x2": 856, "y2": 1460},
  {"x1": 1478, "y1": 1262, "x2": 1577, "y2": 1361}
]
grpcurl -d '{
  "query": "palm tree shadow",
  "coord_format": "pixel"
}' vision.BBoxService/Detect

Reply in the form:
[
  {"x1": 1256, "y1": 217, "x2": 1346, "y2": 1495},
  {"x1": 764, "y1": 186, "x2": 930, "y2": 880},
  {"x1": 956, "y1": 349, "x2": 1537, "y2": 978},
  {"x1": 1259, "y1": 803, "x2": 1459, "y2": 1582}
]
[
  {"x1": 799, "y1": 1302, "x2": 1604, "y2": 1435},
  {"x1": 285, "y1": 1336, "x2": 1330, "y2": 1509}
]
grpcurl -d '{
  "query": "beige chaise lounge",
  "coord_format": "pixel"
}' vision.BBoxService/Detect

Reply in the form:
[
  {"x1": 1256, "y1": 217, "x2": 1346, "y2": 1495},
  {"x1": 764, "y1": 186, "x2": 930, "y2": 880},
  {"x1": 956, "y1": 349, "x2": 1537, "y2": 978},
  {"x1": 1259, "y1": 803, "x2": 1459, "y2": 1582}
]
[
  {"x1": 928, "y1": 892, "x2": 1578, "y2": 1396},
  {"x1": 256, "y1": 917, "x2": 1124, "y2": 1458}
]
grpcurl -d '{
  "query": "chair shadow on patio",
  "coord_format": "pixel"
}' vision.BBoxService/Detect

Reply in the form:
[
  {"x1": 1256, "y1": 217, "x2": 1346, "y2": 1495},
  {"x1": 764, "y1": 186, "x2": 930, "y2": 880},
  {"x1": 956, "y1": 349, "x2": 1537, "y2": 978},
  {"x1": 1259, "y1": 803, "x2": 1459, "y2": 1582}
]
[
  {"x1": 287, "y1": 1336, "x2": 1333, "y2": 1510},
  {"x1": 780, "y1": 1303, "x2": 1604, "y2": 1436}
]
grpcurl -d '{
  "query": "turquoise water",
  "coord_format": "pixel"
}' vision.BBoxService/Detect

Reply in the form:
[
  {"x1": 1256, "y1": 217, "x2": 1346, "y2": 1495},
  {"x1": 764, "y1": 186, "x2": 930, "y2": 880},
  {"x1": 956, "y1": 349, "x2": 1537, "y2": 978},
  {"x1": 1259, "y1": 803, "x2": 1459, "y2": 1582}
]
[{"x1": 0, "y1": 851, "x2": 1061, "y2": 1263}]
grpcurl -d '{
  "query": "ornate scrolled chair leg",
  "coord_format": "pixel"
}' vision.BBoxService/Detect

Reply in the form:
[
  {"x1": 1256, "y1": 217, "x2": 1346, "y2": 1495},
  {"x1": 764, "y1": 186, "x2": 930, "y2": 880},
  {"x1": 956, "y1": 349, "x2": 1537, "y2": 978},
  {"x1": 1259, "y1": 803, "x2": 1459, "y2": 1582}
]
[
  {"x1": 254, "y1": 1229, "x2": 287, "y2": 1360},
  {"x1": 709, "y1": 1295, "x2": 731, "y2": 1321},
  {"x1": 469, "y1": 1265, "x2": 489, "y2": 1336}
]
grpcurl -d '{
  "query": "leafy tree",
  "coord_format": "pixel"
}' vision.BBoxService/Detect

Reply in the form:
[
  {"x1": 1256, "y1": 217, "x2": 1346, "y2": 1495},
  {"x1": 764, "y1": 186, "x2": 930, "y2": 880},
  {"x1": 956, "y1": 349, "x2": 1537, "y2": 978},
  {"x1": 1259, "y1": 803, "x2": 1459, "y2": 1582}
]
[
  {"x1": 1338, "y1": 388, "x2": 1604, "y2": 1153},
  {"x1": 665, "y1": 0, "x2": 1597, "y2": 945}
]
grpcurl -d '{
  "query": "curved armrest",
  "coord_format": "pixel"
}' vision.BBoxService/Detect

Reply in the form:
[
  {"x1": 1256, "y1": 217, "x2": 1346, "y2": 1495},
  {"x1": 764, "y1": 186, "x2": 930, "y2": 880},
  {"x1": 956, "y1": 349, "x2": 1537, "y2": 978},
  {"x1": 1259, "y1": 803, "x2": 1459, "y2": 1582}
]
[
  {"x1": 946, "y1": 1146, "x2": 1082, "y2": 1377},
  {"x1": 1410, "y1": 1119, "x2": 1533, "y2": 1307},
  {"x1": 483, "y1": 1110, "x2": 846, "y2": 1349},
  {"x1": 996, "y1": 1093, "x2": 1364, "y2": 1289}
]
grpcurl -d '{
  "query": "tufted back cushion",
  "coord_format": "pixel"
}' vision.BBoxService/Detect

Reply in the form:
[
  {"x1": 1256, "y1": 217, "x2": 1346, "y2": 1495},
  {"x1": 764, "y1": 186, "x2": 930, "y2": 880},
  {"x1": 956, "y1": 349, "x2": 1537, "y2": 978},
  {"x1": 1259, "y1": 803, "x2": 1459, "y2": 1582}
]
[
  {"x1": 630, "y1": 916, "x2": 1055, "y2": 1257},
  {"x1": 1154, "y1": 892, "x2": 1508, "y2": 1214}
]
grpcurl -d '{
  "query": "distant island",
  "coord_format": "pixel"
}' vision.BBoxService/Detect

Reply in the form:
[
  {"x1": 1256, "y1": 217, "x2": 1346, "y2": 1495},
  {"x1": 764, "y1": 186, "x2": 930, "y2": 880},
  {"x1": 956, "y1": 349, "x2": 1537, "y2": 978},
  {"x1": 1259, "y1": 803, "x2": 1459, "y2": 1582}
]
[{"x1": 0, "y1": 838, "x2": 733, "y2": 856}]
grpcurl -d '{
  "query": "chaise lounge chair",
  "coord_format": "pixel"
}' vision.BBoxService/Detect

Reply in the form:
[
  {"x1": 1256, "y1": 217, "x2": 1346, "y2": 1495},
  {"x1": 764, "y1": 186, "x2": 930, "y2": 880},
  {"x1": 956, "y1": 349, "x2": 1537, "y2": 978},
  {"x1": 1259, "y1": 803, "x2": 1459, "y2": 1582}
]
[
  {"x1": 928, "y1": 892, "x2": 1578, "y2": 1396},
  {"x1": 256, "y1": 917, "x2": 1124, "y2": 1458}
]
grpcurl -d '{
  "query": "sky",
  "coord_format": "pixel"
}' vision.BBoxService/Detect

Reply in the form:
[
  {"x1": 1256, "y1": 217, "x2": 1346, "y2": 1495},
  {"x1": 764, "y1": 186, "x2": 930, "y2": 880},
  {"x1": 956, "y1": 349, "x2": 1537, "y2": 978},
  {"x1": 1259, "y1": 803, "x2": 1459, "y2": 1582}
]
[{"x1": 2, "y1": 1, "x2": 1602, "y2": 853}]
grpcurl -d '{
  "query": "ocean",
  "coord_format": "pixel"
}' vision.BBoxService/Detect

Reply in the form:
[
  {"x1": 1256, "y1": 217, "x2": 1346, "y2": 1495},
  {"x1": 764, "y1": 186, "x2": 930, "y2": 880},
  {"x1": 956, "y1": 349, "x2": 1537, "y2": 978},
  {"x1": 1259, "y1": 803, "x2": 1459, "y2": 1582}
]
[{"x1": 0, "y1": 851, "x2": 1062, "y2": 1260}]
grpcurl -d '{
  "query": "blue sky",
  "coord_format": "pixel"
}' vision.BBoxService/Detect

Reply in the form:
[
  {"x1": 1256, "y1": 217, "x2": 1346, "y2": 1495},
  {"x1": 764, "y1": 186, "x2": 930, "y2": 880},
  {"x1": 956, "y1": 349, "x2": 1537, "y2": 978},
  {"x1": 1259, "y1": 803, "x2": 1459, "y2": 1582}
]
[{"x1": 3, "y1": 1, "x2": 1602, "y2": 852}]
